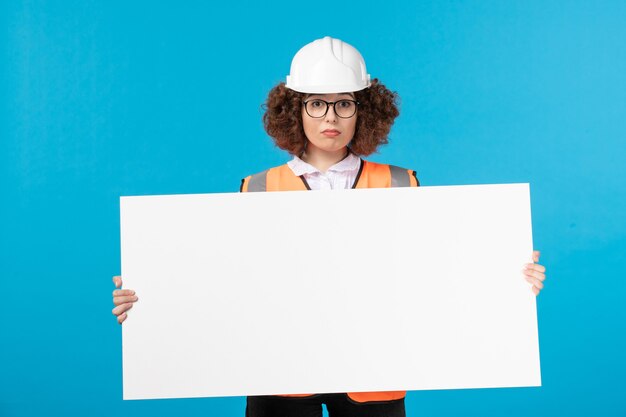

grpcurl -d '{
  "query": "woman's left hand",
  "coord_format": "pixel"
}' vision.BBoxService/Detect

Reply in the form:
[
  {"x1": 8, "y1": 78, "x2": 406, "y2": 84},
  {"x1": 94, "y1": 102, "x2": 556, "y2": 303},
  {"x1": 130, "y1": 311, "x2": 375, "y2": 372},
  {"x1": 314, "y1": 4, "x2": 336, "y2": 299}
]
[{"x1": 524, "y1": 250, "x2": 546, "y2": 296}]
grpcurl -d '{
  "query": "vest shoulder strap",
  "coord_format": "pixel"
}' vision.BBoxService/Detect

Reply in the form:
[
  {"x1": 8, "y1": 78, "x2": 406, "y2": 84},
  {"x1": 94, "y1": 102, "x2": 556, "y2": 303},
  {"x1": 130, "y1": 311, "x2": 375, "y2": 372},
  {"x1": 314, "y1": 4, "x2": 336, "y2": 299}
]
[
  {"x1": 241, "y1": 164, "x2": 308, "y2": 192},
  {"x1": 355, "y1": 160, "x2": 420, "y2": 188}
]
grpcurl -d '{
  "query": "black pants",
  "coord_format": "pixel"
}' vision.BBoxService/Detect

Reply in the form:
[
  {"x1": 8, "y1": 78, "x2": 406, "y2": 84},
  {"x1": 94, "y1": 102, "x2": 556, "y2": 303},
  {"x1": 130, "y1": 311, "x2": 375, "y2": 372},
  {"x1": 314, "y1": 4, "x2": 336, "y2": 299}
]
[{"x1": 246, "y1": 393, "x2": 406, "y2": 417}]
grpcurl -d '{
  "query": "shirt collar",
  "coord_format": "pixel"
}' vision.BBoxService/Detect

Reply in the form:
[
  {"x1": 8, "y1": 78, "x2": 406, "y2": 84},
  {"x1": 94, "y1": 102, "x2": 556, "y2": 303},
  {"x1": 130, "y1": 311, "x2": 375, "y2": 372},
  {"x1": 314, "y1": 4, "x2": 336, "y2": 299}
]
[{"x1": 287, "y1": 151, "x2": 361, "y2": 176}]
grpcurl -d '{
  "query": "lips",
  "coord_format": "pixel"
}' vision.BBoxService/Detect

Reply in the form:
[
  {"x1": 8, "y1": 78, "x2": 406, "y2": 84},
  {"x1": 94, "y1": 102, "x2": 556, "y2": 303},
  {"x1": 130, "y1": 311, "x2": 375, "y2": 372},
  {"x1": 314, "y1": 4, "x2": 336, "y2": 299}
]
[{"x1": 322, "y1": 129, "x2": 340, "y2": 137}]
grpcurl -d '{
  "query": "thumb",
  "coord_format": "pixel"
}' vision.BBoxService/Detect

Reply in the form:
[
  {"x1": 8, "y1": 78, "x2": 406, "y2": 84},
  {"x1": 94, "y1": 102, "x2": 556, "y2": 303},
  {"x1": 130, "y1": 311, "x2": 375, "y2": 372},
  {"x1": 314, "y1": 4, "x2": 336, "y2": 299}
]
[{"x1": 112, "y1": 275, "x2": 122, "y2": 288}]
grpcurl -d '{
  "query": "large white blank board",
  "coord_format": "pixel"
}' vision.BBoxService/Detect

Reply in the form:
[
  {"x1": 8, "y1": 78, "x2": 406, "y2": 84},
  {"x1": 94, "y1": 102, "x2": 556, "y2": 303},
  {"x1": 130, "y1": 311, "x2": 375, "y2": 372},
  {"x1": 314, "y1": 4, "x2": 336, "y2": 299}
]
[{"x1": 120, "y1": 184, "x2": 541, "y2": 400}]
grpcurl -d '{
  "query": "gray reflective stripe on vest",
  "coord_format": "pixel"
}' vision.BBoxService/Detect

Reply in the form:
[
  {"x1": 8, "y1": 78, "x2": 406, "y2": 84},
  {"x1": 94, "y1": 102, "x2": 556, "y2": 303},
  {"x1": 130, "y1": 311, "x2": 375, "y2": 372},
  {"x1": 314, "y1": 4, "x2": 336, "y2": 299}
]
[
  {"x1": 389, "y1": 165, "x2": 411, "y2": 187},
  {"x1": 247, "y1": 169, "x2": 269, "y2": 192}
]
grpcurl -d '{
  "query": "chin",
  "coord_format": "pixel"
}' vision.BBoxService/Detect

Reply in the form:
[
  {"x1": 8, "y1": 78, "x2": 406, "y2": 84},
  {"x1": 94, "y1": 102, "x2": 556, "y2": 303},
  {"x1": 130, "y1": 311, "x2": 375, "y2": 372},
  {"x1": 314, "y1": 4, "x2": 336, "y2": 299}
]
[{"x1": 315, "y1": 140, "x2": 349, "y2": 151}]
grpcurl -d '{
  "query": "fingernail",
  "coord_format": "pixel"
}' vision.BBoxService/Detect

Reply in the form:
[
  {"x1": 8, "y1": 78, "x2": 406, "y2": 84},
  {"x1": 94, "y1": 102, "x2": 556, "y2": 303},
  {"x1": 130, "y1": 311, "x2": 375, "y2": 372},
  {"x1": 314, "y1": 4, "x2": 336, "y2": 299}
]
[{"x1": 133, "y1": 296, "x2": 138, "y2": 301}]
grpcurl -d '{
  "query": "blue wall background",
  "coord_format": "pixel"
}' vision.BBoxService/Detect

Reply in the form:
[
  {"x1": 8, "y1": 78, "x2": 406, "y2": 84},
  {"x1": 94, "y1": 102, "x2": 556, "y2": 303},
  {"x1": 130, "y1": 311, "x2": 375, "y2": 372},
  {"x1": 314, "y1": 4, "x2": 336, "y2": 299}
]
[{"x1": 1, "y1": 1, "x2": 625, "y2": 416}]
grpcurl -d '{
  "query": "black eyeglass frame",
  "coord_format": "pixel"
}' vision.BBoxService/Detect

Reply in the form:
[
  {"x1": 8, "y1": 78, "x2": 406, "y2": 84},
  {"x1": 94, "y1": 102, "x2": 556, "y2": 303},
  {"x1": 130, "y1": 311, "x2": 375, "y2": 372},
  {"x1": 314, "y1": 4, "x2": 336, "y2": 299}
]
[{"x1": 302, "y1": 99, "x2": 360, "y2": 119}]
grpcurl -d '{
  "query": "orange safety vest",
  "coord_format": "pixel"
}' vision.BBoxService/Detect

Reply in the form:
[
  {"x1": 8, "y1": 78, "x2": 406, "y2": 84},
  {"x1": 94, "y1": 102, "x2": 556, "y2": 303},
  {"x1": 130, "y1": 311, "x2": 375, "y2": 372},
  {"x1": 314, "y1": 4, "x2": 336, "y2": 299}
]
[
  {"x1": 240, "y1": 158, "x2": 419, "y2": 403},
  {"x1": 241, "y1": 158, "x2": 419, "y2": 192}
]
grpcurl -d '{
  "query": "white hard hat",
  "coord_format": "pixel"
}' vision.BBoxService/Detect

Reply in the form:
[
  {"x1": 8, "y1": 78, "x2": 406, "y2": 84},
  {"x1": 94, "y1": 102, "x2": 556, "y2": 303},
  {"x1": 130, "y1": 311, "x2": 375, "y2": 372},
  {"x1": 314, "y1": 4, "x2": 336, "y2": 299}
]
[{"x1": 285, "y1": 36, "x2": 371, "y2": 94}]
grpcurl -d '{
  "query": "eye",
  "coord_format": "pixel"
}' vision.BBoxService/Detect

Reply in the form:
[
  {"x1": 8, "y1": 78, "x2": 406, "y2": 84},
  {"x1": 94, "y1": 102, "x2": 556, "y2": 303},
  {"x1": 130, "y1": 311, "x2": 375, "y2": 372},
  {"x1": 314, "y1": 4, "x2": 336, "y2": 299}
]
[
  {"x1": 310, "y1": 100, "x2": 324, "y2": 108},
  {"x1": 338, "y1": 100, "x2": 353, "y2": 108}
]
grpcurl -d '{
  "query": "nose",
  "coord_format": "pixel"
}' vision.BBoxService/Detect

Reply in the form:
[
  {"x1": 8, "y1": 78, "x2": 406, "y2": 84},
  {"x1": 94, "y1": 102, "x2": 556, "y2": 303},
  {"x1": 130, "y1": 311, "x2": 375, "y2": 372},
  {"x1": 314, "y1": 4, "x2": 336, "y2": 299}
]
[{"x1": 325, "y1": 102, "x2": 338, "y2": 123}]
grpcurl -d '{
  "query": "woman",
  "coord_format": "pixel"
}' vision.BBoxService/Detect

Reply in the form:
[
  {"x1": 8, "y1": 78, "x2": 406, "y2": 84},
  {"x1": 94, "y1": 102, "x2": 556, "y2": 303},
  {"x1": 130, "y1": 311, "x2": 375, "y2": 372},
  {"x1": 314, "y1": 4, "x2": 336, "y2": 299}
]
[{"x1": 113, "y1": 36, "x2": 547, "y2": 417}]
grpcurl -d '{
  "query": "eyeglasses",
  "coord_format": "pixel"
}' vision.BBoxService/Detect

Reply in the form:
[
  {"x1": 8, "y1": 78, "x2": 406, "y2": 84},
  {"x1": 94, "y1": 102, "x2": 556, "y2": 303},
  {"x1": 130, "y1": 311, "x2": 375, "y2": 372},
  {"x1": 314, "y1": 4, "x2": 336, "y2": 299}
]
[{"x1": 303, "y1": 99, "x2": 359, "y2": 119}]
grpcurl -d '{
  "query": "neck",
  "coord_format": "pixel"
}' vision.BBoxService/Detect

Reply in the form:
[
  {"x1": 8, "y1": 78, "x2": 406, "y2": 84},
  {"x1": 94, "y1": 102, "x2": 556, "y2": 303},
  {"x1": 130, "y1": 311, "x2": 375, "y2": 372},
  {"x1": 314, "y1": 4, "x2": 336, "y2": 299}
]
[{"x1": 301, "y1": 145, "x2": 349, "y2": 173}]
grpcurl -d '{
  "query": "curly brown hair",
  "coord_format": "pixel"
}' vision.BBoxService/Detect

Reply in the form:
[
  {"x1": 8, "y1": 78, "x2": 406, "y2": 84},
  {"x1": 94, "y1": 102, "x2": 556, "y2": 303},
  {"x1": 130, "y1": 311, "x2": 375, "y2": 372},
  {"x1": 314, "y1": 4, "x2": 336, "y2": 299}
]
[{"x1": 262, "y1": 79, "x2": 399, "y2": 156}]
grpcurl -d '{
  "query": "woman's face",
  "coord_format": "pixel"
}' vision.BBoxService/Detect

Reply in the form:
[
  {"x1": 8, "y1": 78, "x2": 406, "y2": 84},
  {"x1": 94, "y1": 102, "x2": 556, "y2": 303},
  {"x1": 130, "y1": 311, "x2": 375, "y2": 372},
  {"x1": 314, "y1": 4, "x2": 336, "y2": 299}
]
[{"x1": 301, "y1": 92, "x2": 357, "y2": 154}]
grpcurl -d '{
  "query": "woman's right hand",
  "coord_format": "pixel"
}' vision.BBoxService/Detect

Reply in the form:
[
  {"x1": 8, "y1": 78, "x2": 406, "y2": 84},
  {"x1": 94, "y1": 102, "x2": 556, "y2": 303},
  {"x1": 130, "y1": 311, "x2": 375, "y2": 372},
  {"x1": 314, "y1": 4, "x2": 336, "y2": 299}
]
[{"x1": 112, "y1": 275, "x2": 138, "y2": 324}]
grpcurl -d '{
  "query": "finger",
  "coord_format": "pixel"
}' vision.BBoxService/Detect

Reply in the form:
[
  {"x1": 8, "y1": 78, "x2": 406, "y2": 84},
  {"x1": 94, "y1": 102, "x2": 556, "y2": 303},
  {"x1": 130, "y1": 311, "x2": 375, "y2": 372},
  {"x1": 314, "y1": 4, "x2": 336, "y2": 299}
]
[
  {"x1": 525, "y1": 275, "x2": 544, "y2": 289},
  {"x1": 113, "y1": 295, "x2": 138, "y2": 306},
  {"x1": 524, "y1": 269, "x2": 546, "y2": 281},
  {"x1": 112, "y1": 302, "x2": 133, "y2": 317},
  {"x1": 117, "y1": 312, "x2": 127, "y2": 324},
  {"x1": 112, "y1": 275, "x2": 122, "y2": 288},
  {"x1": 532, "y1": 251, "x2": 540, "y2": 263},
  {"x1": 525, "y1": 275, "x2": 544, "y2": 288},
  {"x1": 531, "y1": 285, "x2": 540, "y2": 296},
  {"x1": 525, "y1": 263, "x2": 546, "y2": 273},
  {"x1": 112, "y1": 289, "x2": 135, "y2": 297}
]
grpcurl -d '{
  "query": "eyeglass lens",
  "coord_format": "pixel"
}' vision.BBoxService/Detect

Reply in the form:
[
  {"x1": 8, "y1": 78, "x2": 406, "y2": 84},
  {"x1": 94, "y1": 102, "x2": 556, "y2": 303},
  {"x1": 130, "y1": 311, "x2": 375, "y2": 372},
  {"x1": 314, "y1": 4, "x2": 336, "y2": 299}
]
[{"x1": 305, "y1": 100, "x2": 357, "y2": 118}]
